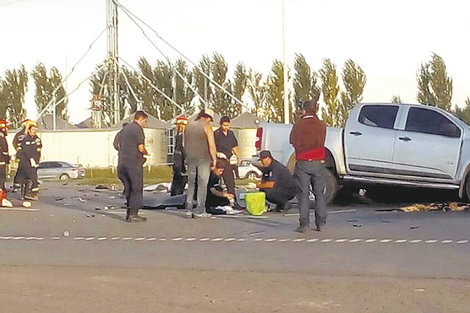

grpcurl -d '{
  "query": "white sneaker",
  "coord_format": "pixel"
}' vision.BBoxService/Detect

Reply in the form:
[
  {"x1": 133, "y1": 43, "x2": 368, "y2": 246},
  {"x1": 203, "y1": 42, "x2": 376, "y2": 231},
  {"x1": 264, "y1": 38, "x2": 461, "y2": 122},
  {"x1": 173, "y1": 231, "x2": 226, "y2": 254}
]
[{"x1": 192, "y1": 212, "x2": 211, "y2": 218}]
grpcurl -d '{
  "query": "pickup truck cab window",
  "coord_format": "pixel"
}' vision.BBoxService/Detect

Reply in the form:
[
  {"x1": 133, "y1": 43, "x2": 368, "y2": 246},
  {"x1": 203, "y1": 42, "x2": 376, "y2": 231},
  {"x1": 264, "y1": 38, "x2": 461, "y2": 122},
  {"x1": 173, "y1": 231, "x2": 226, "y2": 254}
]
[
  {"x1": 358, "y1": 105, "x2": 399, "y2": 129},
  {"x1": 405, "y1": 107, "x2": 461, "y2": 138}
]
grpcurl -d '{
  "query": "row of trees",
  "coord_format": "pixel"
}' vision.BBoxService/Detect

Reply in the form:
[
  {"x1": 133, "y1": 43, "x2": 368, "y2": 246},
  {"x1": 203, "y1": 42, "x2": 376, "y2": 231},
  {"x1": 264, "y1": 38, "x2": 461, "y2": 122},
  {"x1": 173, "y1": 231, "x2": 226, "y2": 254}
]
[
  {"x1": 1, "y1": 52, "x2": 469, "y2": 128},
  {"x1": 0, "y1": 63, "x2": 68, "y2": 128},
  {"x1": 90, "y1": 53, "x2": 367, "y2": 126}
]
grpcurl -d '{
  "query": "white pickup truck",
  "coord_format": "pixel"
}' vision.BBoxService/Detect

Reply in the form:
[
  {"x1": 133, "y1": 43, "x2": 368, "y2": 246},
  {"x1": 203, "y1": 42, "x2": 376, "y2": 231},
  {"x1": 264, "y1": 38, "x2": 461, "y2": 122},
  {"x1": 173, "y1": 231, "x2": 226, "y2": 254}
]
[{"x1": 255, "y1": 102, "x2": 470, "y2": 203}]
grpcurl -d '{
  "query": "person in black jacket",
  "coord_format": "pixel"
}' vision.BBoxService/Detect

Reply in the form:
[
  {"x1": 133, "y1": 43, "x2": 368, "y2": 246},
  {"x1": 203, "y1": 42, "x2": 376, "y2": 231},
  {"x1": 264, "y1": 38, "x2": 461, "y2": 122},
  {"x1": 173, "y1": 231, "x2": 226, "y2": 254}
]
[
  {"x1": 116, "y1": 111, "x2": 149, "y2": 223},
  {"x1": 255, "y1": 150, "x2": 298, "y2": 212}
]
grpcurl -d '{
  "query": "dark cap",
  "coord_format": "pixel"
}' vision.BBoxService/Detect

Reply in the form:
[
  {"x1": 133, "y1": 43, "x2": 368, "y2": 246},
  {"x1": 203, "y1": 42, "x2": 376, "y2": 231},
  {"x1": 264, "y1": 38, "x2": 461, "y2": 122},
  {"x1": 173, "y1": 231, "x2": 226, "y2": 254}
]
[{"x1": 259, "y1": 150, "x2": 273, "y2": 160}]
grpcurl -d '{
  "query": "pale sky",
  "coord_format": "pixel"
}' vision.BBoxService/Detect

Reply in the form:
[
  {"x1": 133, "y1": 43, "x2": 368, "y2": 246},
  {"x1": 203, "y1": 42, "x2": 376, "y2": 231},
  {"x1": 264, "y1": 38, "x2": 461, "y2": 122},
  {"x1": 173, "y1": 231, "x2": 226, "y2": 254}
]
[{"x1": 1, "y1": 0, "x2": 469, "y2": 124}]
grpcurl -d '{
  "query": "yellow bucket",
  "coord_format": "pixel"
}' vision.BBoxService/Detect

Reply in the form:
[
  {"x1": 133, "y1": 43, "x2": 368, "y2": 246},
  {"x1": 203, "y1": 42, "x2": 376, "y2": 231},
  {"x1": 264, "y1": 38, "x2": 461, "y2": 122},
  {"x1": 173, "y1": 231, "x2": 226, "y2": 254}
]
[{"x1": 244, "y1": 192, "x2": 267, "y2": 216}]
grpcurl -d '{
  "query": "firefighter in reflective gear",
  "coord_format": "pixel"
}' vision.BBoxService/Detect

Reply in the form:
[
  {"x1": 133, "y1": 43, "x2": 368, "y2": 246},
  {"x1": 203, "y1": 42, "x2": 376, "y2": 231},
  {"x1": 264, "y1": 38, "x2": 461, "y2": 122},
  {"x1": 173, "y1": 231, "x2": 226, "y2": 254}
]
[
  {"x1": 0, "y1": 120, "x2": 10, "y2": 190},
  {"x1": 16, "y1": 121, "x2": 42, "y2": 201},
  {"x1": 12, "y1": 119, "x2": 34, "y2": 192},
  {"x1": 170, "y1": 114, "x2": 188, "y2": 196},
  {"x1": 0, "y1": 120, "x2": 13, "y2": 207}
]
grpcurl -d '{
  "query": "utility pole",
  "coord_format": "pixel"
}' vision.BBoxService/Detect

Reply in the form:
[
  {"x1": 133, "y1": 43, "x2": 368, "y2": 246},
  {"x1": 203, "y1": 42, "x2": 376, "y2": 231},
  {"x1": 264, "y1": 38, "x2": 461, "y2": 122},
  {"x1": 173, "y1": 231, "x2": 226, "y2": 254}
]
[
  {"x1": 107, "y1": 0, "x2": 120, "y2": 124},
  {"x1": 282, "y1": 0, "x2": 289, "y2": 124}
]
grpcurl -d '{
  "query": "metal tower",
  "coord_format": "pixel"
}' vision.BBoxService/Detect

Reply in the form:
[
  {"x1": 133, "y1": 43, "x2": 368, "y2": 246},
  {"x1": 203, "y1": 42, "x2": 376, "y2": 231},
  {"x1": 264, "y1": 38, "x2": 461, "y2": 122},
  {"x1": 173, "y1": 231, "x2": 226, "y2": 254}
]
[{"x1": 107, "y1": 0, "x2": 120, "y2": 124}]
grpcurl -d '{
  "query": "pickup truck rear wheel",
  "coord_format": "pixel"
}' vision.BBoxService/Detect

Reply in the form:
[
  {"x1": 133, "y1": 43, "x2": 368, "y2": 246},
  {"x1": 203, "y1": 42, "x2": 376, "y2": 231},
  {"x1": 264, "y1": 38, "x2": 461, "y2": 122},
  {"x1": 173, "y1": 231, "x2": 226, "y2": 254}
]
[
  {"x1": 324, "y1": 169, "x2": 338, "y2": 205},
  {"x1": 465, "y1": 173, "x2": 470, "y2": 201},
  {"x1": 287, "y1": 154, "x2": 338, "y2": 204}
]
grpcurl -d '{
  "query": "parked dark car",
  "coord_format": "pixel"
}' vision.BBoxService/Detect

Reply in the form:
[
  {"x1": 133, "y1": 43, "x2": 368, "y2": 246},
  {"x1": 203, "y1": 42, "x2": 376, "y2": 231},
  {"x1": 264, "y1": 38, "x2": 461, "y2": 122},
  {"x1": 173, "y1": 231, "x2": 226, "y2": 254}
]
[{"x1": 38, "y1": 161, "x2": 85, "y2": 180}]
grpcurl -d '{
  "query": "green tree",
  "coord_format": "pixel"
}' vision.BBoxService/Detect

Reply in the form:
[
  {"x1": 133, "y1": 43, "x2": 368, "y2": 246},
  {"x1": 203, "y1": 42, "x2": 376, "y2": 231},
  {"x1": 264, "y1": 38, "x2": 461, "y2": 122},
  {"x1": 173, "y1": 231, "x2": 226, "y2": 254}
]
[
  {"x1": 0, "y1": 65, "x2": 28, "y2": 128},
  {"x1": 174, "y1": 58, "x2": 195, "y2": 115},
  {"x1": 264, "y1": 59, "x2": 290, "y2": 123},
  {"x1": 120, "y1": 65, "x2": 140, "y2": 115},
  {"x1": 247, "y1": 68, "x2": 266, "y2": 117},
  {"x1": 135, "y1": 57, "x2": 158, "y2": 117},
  {"x1": 210, "y1": 52, "x2": 230, "y2": 115},
  {"x1": 154, "y1": 60, "x2": 174, "y2": 120},
  {"x1": 229, "y1": 61, "x2": 247, "y2": 117},
  {"x1": 319, "y1": 58, "x2": 340, "y2": 127},
  {"x1": 453, "y1": 97, "x2": 470, "y2": 125},
  {"x1": 31, "y1": 62, "x2": 69, "y2": 120},
  {"x1": 338, "y1": 59, "x2": 366, "y2": 126},
  {"x1": 391, "y1": 95, "x2": 403, "y2": 103},
  {"x1": 193, "y1": 55, "x2": 212, "y2": 111},
  {"x1": 417, "y1": 53, "x2": 453, "y2": 111},
  {"x1": 293, "y1": 53, "x2": 320, "y2": 110}
]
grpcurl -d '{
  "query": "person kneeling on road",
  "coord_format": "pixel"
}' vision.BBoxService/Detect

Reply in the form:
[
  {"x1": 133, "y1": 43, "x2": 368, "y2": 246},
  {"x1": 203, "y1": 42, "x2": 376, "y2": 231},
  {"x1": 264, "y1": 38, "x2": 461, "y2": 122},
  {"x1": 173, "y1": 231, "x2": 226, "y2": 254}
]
[
  {"x1": 255, "y1": 150, "x2": 297, "y2": 212},
  {"x1": 205, "y1": 161, "x2": 244, "y2": 215}
]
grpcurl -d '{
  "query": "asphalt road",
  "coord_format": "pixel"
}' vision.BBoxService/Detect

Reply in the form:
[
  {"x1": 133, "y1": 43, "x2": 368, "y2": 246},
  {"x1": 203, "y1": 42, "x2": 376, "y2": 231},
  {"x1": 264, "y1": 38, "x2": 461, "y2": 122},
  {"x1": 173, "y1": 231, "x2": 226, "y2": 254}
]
[{"x1": 1, "y1": 182, "x2": 469, "y2": 312}]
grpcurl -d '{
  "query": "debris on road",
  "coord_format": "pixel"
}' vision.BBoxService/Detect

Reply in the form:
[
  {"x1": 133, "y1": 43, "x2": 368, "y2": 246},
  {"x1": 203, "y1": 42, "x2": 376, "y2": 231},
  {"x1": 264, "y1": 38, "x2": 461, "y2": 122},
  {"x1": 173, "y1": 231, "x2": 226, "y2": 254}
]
[{"x1": 399, "y1": 202, "x2": 470, "y2": 212}]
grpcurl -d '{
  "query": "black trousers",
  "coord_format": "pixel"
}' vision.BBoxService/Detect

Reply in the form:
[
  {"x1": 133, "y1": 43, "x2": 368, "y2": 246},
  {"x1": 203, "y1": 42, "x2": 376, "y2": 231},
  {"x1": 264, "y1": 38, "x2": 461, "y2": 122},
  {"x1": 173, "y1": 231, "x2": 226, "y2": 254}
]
[
  {"x1": 219, "y1": 158, "x2": 236, "y2": 196},
  {"x1": 0, "y1": 165, "x2": 6, "y2": 190},
  {"x1": 117, "y1": 162, "x2": 143, "y2": 216},
  {"x1": 17, "y1": 158, "x2": 38, "y2": 191},
  {"x1": 262, "y1": 185, "x2": 296, "y2": 207}
]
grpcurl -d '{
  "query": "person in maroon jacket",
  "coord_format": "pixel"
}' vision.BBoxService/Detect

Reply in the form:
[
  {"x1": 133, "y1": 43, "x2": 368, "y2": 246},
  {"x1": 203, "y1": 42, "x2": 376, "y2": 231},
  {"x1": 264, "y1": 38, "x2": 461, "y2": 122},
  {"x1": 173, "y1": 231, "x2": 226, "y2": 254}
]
[{"x1": 289, "y1": 100, "x2": 328, "y2": 233}]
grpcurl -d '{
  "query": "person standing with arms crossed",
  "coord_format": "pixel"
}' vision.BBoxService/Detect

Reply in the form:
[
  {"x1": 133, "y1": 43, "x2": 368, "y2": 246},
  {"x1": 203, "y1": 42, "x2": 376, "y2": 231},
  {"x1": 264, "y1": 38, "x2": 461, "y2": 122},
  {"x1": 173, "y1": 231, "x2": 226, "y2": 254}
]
[
  {"x1": 117, "y1": 111, "x2": 149, "y2": 223},
  {"x1": 184, "y1": 109, "x2": 217, "y2": 218},
  {"x1": 290, "y1": 100, "x2": 328, "y2": 233}
]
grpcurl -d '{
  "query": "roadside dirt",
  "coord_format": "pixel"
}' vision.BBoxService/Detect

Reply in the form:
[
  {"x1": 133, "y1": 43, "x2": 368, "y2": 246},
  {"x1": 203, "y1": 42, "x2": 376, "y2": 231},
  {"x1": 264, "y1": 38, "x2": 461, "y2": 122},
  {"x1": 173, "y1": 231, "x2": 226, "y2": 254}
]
[{"x1": 1, "y1": 265, "x2": 469, "y2": 313}]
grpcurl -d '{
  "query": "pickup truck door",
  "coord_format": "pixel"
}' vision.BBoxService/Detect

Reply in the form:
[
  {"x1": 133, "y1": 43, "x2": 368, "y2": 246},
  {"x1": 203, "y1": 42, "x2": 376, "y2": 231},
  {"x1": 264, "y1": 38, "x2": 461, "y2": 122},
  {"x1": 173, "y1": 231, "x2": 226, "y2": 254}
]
[
  {"x1": 344, "y1": 104, "x2": 400, "y2": 174},
  {"x1": 392, "y1": 106, "x2": 462, "y2": 179}
]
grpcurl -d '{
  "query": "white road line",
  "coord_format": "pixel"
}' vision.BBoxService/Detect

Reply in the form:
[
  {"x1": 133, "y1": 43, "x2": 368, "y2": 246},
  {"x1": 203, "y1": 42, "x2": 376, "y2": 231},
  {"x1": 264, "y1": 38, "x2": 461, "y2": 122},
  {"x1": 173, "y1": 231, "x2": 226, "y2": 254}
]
[
  {"x1": 0, "y1": 208, "x2": 39, "y2": 212},
  {"x1": 349, "y1": 239, "x2": 362, "y2": 243},
  {"x1": 0, "y1": 235, "x2": 468, "y2": 245}
]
